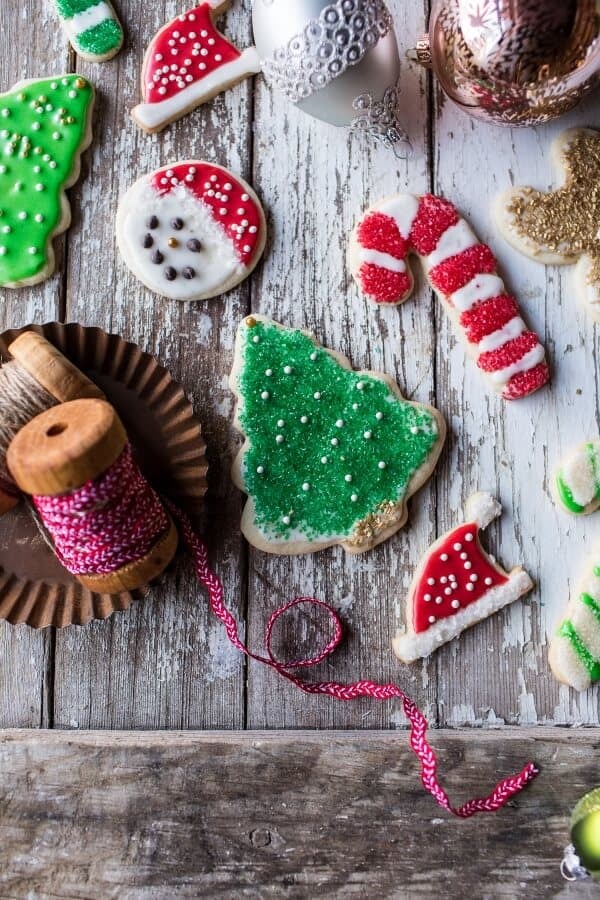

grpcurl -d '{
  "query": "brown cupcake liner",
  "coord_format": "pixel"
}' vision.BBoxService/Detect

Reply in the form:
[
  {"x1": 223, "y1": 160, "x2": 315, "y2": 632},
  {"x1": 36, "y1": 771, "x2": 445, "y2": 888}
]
[{"x1": 0, "y1": 322, "x2": 208, "y2": 628}]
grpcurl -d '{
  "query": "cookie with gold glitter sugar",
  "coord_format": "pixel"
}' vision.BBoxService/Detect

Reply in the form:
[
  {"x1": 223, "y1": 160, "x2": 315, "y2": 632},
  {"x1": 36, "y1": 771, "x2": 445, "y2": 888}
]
[
  {"x1": 0, "y1": 75, "x2": 94, "y2": 288},
  {"x1": 230, "y1": 316, "x2": 446, "y2": 555},
  {"x1": 493, "y1": 128, "x2": 600, "y2": 321}
]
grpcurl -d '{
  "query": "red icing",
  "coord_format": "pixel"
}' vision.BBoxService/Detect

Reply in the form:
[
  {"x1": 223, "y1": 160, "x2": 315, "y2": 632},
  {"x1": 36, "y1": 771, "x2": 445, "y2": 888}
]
[
  {"x1": 478, "y1": 330, "x2": 540, "y2": 373},
  {"x1": 358, "y1": 264, "x2": 411, "y2": 304},
  {"x1": 503, "y1": 362, "x2": 550, "y2": 400},
  {"x1": 357, "y1": 212, "x2": 407, "y2": 259},
  {"x1": 413, "y1": 523, "x2": 508, "y2": 634},
  {"x1": 143, "y1": 5, "x2": 241, "y2": 105},
  {"x1": 428, "y1": 244, "x2": 497, "y2": 296},
  {"x1": 409, "y1": 194, "x2": 458, "y2": 256},
  {"x1": 459, "y1": 295, "x2": 519, "y2": 344},
  {"x1": 151, "y1": 163, "x2": 262, "y2": 267}
]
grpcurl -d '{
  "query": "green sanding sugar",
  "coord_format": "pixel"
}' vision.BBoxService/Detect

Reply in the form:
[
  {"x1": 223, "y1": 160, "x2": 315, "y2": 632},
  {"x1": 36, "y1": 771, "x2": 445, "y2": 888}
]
[
  {"x1": 236, "y1": 319, "x2": 440, "y2": 543},
  {"x1": 76, "y1": 20, "x2": 122, "y2": 56},
  {"x1": 0, "y1": 75, "x2": 93, "y2": 285}
]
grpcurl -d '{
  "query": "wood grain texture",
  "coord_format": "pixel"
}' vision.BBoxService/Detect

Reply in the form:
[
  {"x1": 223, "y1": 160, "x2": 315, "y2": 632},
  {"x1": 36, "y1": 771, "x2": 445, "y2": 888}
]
[
  {"x1": 0, "y1": 0, "x2": 599, "y2": 734},
  {"x1": 0, "y1": 0, "x2": 72, "y2": 726},
  {"x1": 0, "y1": 728, "x2": 598, "y2": 898}
]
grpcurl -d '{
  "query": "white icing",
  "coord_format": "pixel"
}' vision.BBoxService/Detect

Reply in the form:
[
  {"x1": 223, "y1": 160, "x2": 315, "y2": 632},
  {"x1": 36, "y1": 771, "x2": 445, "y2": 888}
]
[
  {"x1": 378, "y1": 194, "x2": 419, "y2": 239},
  {"x1": 451, "y1": 274, "x2": 505, "y2": 312},
  {"x1": 426, "y1": 219, "x2": 479, "y2": 270},
  {"x1": 478, "y1": 317, "x2": 525, "y2": 353},
  {"x1": 464, "y1": 492, "x2": 501, "y2": 529},
  {"x1": 119, "y1": 181, "x2": 242, "y2": 300},
  {"x1": 62, "y1": 0, "x2": 115, "y2": 35},
  {"x1": 133, "y1": 48, "x2": 261, "y2": 130},
  {"x1": 561, "y1": 447, "x2": 598, "y2": 507},
  {"x1": 359, "y1": 248, "x2": 406, "y2": 273},
  {"x1": 488, "y1": 343, "x2": 546, "y2": 386},
  {"x1": 393, "y1": 569, "x2": 533, "y2": 662}
]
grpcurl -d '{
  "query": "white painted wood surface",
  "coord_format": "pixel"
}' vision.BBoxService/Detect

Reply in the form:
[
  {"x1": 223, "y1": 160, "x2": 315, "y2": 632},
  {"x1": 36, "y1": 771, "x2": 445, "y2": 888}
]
[{"x1": 0, "y1": 0, "x2": 598, "y2": 729}]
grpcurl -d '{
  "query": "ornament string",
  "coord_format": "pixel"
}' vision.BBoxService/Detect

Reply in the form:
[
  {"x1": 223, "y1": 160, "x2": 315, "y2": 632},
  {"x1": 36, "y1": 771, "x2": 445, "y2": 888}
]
[
  {"x1": 163, "y1": 500, "x2": 539, "y2": 818},
  {"x1": 29, "y1": 444, "x2": 539, "y2": 817}
]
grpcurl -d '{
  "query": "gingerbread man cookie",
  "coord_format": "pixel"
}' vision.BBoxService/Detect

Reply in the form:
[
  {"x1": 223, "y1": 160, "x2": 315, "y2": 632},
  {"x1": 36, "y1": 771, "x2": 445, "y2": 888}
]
[
  {"x1": 349, "y1": 193, "x2": 549, "y2": 401},
  {"x1": 393, "y1": 493, "x2": 534, "y2": 662},
  {"x1": 494, "y1": 128, "x2": 600, "y2": 320},
  {"x1": 132, "y1": 2, "x2": 261, "y2": 133},
  {"x1": 230, "y1": 316, "x2": 446, "y2": 555}
]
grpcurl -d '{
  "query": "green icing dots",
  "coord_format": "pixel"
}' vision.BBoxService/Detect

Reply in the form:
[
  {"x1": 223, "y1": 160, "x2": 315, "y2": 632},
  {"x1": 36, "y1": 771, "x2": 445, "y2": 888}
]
[
  {"x1": 236, "y1": 319, "x2": 440, "y2": 544},
  {"x1": 0, "y1": 76, "x2": 93, "y2": 285}
]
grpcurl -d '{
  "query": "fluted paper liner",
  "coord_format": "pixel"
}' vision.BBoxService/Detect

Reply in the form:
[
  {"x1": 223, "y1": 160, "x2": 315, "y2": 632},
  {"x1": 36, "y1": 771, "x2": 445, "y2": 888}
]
[{"x1": 0, "y1": 322, "x2": 208, "y2": 628}]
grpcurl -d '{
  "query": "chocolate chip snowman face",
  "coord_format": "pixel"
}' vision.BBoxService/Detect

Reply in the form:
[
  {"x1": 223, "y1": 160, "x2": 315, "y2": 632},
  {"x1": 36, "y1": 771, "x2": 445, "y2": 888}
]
[{"x1": 117, "y1": 162, "x2": 266, "y2": 301}]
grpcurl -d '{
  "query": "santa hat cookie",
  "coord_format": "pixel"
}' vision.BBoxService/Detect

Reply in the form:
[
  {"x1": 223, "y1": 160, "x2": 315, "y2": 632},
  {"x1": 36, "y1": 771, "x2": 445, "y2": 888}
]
[
  {"x1": 116, "y1": 161, "x2": 266, "y2": 301},
  {"x1": 349, "y1": 193, "x2": 550, "y2": 401},
  {"x1": 393, "y1": 493, "x2": 533, "y2": 663},
  {"x1": 132, "y1": 2, "x2": 261, "y2": 133}
]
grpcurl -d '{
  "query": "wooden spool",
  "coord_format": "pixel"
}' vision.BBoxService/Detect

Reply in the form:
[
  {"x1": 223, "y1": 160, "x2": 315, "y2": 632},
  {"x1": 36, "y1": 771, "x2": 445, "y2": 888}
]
[
  {"x1": 0, "y1": 333, "x2": 105, "y2": 517},
  {"x1": 6, "y1": 398, "x2": 178, "y2": 594}
]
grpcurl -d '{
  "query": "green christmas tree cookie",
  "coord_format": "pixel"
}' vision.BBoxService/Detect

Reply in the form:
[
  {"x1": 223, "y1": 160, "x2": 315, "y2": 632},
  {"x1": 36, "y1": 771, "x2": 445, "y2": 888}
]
[
  {"x1": 0, "y1": 75, "x2": 94, "y2": 289},
  {"x1": 231, "y1": 316, "x2": 446, "y2": 554}
]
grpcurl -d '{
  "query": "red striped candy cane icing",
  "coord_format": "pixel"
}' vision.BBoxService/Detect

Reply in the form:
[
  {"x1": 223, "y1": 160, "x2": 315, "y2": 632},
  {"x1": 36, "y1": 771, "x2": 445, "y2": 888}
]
[{"x1": 350, "y1": 193, "x2": 549, "y2": 400}]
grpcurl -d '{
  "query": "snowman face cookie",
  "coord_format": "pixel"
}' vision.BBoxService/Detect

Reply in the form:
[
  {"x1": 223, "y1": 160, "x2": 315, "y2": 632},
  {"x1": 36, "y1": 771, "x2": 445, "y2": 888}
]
[{"x1": 116, "y1": 161, "x2": 266, "y2": 301}]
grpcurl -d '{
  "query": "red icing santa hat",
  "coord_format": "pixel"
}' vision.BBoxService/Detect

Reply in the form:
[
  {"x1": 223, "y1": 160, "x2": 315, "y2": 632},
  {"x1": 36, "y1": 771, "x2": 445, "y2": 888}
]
[
  {"x1": 151, "y1": 162, "x2": 264, "y2": 268},
  {"x1": 132, "y1": 2, "x2": 261, "y2": 133},
  {"x1": 393, "y1": 493, "x2": 534, "y2": 662}
]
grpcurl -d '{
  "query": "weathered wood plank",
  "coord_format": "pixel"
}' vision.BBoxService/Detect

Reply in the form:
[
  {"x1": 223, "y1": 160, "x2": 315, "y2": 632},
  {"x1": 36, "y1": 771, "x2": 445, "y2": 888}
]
[
  {"x1": 433, "y1": 86, "x2": 600, "y2": 727},
  {"x1": 52, "y1": 1, "x2": 255, "y2": 728},
  {"x1": 0, "y1": 728, "x2": 597, "y2": 898},
  {"x1": 0, "y1": 0, "x2": 72, "y2": 726},
  {"x1": 246, "y1": 0, "x2": 439, "y2": 729}
]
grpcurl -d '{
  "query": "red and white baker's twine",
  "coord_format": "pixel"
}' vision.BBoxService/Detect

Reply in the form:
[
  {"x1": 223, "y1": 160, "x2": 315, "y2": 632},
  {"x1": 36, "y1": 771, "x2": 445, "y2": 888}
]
[{"x1": 34, "y1": 445, "x2": 539, "y2": 817}]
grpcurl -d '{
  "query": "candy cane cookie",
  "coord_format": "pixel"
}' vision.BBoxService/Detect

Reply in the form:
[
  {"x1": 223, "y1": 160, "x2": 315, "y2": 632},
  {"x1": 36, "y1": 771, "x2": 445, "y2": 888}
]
[
  {"x1": 348, "y1": 193, "x2": 549, "y2": 400},
  {"x1": 51, "y1": 0, "x2": 124, "y2": 62},
  {"x1": 555, "y1": 441, "x2": 600, "y2": 516},
  {"x1": 549, "y1": 560, "x2": 600, "y2": 692}
]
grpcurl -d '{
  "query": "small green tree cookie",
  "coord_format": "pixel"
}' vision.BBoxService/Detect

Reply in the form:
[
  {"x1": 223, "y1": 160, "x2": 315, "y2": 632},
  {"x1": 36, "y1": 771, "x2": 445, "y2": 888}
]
[
  {"x1": 231, "y1": 316, "x2": 446, "y2": 554},
  {"x1": 0, "y1": 75, "x2": 94, "y2": 288}
]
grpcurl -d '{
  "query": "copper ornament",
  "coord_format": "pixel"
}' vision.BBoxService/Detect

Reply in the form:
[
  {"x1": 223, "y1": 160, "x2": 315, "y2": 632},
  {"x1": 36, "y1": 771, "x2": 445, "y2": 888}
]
[{"x1": 421, "y1": 0, "x2": 600, "y2": 125}]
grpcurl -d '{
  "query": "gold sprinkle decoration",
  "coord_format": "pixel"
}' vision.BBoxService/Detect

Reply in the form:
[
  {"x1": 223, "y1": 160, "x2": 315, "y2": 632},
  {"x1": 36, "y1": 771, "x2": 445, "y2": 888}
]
[
  {"x1": 246, "y1": 316, "x2": 257, "y2": 328},
  {"x1": 348, "y1": 501, "x2": 404, "y2": 549},
  {"x1": 506, "y1": 129, "x2": 600, "y2": 288},
  {"x1": 74, "y1": 78, "x2": 87, "y2": 90},
  {"x1": 168, "y1": 238, "x2": 179, "y2": 248}
]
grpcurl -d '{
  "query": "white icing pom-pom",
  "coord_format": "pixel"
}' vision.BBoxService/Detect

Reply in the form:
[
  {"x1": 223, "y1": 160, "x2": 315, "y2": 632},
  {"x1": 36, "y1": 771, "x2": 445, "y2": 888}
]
[{"x1": 464, "y1": 492, "x2": 502, "y2": 530}]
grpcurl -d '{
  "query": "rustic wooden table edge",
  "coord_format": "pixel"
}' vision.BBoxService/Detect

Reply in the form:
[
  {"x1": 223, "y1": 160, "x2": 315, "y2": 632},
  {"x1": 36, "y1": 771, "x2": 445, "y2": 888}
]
[{"x1": 1, "y1": 726, "x2": 599, "y2": 897}]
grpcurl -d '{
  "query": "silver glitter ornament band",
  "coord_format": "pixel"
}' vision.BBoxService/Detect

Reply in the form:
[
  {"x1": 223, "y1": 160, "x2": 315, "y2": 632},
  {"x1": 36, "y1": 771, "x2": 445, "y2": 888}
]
[{"x1": 261, "y1": 0, "x2": 393, "y2": 102}]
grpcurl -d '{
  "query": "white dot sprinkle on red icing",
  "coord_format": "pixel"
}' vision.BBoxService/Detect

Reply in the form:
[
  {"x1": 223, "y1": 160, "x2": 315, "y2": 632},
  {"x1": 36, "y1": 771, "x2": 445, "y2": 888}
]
[
  {"x1": 150, "y1": 162, "x2": 261, "y2": 267},
  {"x1": 412, "y1": 523, "x2": 508, "y2": 633}
]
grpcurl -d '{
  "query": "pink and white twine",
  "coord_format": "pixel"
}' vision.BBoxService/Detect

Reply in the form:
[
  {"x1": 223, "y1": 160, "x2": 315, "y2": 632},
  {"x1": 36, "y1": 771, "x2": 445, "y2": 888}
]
[{"x1": 33, "y1": 445, "x2": 539, "y2": 817}]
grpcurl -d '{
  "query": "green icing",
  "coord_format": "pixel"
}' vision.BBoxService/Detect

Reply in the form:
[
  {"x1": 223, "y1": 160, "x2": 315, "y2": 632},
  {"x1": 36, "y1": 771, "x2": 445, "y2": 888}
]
[
  {"x1": 556, "y1": 474, "x2": 585, "y2": 514},
  {"x1": 236, "y1": 319, "x2": 441, "y2": 544},
  {"x1": 560, "y1": 620, "x2": 600, "y2": 683},
  {"x1": 0, "y1": 76, "x2": 93, "y2": 285},
  {"x1": 75, "y1": 20, "x2": 123, "y2": 56},
  {"x1": 594, "y1": 565, "x2": 600, "y2": 578},
  {"x1": 55, "y1": 0, "x2": 103, "y2": 16},
  {"x1": 581, "y1": 592, "x2": 600, "y2": 624}
]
